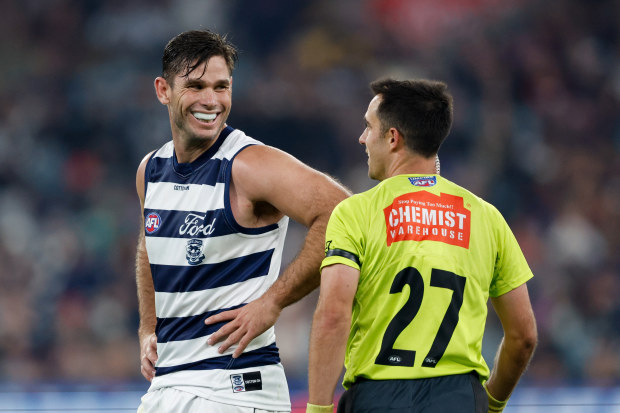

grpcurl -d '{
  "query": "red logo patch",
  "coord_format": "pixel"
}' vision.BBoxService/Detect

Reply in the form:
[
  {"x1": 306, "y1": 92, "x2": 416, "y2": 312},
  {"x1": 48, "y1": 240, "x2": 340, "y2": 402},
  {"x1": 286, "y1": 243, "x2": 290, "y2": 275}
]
[
  {"x1": 145, "y1": 212, "x2": 162, "y2": 234},
  {"x1": 383, "y1": 191, "x2": 471, "y2": 248}
]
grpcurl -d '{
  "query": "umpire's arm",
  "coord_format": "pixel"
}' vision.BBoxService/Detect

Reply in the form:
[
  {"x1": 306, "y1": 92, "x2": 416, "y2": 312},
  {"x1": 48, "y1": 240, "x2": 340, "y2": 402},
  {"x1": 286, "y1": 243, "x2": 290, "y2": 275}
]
[
  {"x1": 308, "y1": 263, "x2": 359, "y2": 407},
  {"x1": 486, "y1": 284, "x2": 538, "y2": 401}
]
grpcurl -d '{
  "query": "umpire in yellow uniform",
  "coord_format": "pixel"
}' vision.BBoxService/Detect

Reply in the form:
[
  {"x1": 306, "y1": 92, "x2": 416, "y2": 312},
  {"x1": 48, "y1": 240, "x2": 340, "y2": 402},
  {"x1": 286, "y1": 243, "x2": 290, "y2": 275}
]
[{"x1": 307, "y1": 79, "x2": 537, "y2": 413}]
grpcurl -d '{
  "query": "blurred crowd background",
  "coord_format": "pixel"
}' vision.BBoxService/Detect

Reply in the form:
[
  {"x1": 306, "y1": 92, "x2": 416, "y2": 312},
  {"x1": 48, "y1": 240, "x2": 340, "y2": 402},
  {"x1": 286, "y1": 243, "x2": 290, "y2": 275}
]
[{"x1": 0, "y1": 0, "x2": 618, "y2": 394}]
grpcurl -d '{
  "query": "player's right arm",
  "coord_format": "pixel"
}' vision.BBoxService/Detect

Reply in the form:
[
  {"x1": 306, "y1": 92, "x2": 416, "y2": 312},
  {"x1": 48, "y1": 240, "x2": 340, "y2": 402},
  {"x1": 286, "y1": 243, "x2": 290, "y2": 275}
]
[
  {"x1": 136, "y1": 151, "x2": 158, "y2": 382},
  {"x1": 308, "y1": 263, "x2": 359, "y2": 408},
  {"x1": 485, "y1": 283, "x2": 537, "y2": 408}
]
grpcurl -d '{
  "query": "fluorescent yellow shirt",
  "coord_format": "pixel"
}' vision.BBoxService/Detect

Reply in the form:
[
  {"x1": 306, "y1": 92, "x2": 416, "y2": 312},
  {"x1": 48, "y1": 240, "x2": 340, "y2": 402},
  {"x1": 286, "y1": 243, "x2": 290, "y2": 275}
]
[{"x1": 321, "y1": 175, "x2": 533, "y2": 388}]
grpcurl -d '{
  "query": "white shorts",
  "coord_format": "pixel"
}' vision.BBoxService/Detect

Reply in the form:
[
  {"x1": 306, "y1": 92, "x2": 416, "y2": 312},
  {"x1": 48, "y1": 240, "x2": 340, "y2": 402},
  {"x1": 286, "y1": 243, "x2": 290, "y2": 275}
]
[{"x1": 138, "y1": 387, "x2": 290, "y2": 413}]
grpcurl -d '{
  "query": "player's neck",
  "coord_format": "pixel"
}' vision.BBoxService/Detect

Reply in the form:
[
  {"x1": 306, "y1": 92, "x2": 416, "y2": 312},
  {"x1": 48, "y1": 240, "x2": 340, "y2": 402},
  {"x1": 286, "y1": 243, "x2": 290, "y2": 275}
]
[
  {"x1": 385, "y1": 154, "x2": 437, "y2": 179},
  {"x1": 173, "y1": 136, "x2": 217, "y2": 164}
]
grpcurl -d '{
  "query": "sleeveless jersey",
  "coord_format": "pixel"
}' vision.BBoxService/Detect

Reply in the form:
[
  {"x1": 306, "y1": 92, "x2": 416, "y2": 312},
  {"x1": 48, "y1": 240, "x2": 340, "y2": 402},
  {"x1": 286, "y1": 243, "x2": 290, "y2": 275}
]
[
  {"x1": 321, "y1": 174, "x2": 533, "y2": 389},
  {"x1": 143, "y1": 126, "x2": 290, "y2": 410}
]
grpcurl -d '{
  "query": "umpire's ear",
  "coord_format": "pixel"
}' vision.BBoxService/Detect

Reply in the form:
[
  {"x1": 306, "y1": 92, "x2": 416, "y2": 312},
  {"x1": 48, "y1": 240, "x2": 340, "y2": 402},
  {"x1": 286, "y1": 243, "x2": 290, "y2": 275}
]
[{"x1": 387, "y1": 127, "x2": 404, "y2": 152}]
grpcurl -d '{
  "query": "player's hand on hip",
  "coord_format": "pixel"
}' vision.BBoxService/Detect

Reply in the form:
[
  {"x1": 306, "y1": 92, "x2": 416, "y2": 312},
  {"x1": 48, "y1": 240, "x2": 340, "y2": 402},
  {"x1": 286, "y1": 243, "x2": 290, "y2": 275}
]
[
  {"x1": 205, "y1": 297, "x2": 281, "y2": 358},
  {"x1": 140, "y1": 333, "x2": 158, "y2": 382}
]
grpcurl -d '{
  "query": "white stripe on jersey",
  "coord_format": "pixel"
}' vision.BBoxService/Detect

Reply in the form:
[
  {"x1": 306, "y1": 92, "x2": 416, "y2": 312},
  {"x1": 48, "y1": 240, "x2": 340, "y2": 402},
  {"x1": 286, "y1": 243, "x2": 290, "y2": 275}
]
[
  {"x1": 145, "y1": 182, "x2": 226, "y2": 212},
  {"x1": 156, "y1": 328, "x2": 276, "y2": 368},
  {"x1": 145, "y1": 230, "x2": 280, "y2": 266},
  {"x1": 152, "y1": 131, "x2": 261, "y2": 161},
  {"x1": 155, "y1": 276, "x2": 270, "y2": 318},
  {"x1": 152, "y1": 141, "x2": 174, "y2": 158},
  {"x1": 217, "y1": 130, "x2": 260, "y2": 159}
]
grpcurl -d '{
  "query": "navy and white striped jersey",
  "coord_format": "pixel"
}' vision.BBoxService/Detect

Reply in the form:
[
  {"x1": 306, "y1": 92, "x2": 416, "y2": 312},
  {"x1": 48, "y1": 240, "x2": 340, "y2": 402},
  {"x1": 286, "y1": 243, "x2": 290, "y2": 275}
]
[{"x1": 142, "y1": 126, "x2": 291, "y2": 410}]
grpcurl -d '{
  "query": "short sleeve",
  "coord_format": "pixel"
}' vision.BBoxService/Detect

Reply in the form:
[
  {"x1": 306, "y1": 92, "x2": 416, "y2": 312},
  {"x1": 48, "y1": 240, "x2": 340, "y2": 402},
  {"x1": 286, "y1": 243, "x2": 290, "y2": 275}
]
[
  {"x1": 490, "y1": 208, "x2": 534, "y2": 297},
  {"x1": 321, "y1": 198, "x2": 365, "y2": 272}
]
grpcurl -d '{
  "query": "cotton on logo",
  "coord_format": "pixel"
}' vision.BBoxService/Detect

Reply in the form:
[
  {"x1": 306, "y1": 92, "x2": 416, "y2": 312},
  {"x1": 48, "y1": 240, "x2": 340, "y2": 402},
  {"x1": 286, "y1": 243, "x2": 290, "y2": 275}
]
[{"x1": 145, "y1": 212, "x2": 162, "y2": 234}]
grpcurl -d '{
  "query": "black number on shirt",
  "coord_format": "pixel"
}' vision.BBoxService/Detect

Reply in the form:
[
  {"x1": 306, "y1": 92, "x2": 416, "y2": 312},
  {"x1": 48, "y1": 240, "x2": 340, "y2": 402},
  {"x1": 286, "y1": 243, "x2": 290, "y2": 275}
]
[{"x1": 374, "y1": 267, "x2": 466, "y2": 368}]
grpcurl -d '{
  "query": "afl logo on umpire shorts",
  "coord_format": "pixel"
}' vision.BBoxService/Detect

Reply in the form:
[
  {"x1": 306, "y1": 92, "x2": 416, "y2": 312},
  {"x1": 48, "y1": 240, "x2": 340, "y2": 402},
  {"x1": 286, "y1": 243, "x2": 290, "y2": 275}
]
[{"x1": 145, "y1": 212, "x2": 162, "y2": 234}]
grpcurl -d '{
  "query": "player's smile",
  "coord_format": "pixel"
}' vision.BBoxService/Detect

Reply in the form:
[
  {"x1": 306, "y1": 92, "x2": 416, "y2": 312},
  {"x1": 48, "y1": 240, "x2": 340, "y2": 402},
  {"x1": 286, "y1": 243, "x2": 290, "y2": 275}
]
[{"x1": 192, "y1": 111, "x2": 219, "y2": 125}]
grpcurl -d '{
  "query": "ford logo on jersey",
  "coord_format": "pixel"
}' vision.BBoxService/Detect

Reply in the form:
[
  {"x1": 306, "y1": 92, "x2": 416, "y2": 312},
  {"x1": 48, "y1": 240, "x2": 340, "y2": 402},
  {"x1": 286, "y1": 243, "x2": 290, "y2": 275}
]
[
  {"x1": 408, "y1": 176, "x2": 437, "y2": 187},
  {"x1": 145, "y1": 212, "x2": 162, "y2": 234}
]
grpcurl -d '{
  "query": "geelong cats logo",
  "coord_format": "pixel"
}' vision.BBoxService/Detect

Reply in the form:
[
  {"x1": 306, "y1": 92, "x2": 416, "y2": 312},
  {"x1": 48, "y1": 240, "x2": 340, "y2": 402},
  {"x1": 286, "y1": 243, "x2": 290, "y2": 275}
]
[{"x1": 186, "y1": 239, "x2": 205, "y2": 265}]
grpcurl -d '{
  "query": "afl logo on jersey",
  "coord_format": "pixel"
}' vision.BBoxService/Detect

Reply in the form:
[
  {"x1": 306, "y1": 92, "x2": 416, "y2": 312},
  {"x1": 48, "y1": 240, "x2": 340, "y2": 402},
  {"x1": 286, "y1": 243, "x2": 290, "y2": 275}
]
[
  {"x1": 408, "y1": 176, "x2": 437, "y2": 187},
  {"x1": 145, "y1": 212, "x2": 162, "y2": 234}
]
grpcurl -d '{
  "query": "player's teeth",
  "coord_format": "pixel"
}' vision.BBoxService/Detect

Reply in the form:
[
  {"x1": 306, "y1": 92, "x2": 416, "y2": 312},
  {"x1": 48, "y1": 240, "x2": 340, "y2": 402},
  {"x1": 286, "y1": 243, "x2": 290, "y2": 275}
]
[{"x1": 194, "y1": 112, "x2": 216, "y2": 121}]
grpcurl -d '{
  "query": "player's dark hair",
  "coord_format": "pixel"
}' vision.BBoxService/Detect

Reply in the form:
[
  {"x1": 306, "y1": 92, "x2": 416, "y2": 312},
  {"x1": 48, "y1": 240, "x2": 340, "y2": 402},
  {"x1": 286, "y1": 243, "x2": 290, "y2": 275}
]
[
  {"x1": 162, "y1": 29, "x2": 238, "y2": 84},
  {"x1": 370, "y1": 78, "x2": 453, "y2": 158}
]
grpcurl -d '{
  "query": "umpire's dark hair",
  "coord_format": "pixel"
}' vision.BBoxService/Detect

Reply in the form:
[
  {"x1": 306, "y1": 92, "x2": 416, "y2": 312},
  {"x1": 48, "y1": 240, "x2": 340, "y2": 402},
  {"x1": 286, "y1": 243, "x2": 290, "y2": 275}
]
[
  {"x1": 162, "y1": 29, "x2": 238, "y2": 84},
  {"x1": 370, "y1": 78, "x2": 453, "y2": 158}
]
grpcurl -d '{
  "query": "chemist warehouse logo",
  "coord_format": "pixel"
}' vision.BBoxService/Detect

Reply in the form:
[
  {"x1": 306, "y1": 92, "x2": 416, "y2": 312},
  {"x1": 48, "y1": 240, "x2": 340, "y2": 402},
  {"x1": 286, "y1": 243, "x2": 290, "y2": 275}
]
[{"x1": 383, "y1": 191, "x2": 471, "y2": 248}]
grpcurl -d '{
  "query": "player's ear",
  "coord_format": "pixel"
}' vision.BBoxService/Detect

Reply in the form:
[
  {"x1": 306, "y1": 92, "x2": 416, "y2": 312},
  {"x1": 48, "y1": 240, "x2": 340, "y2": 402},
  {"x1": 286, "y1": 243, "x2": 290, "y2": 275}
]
[
  {"x1": 154, "y1": 77, "x2": 171, "y2": 105},
  {"x1": 387, "y1": 127, "x2": 403, "y2": 151}
]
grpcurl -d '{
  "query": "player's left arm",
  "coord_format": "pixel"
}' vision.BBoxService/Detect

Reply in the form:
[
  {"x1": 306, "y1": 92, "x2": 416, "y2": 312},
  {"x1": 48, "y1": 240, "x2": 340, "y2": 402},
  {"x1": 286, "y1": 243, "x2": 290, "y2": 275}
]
[
  {"x1": 205, "y1": 145, "x2": 351, "y2": 357},
  {"x1": 308, "y1": 263, "x2": 359, "y2": 407},
  {"x1": 485, "y1": 283, "x2": 537, "y2": 406}
]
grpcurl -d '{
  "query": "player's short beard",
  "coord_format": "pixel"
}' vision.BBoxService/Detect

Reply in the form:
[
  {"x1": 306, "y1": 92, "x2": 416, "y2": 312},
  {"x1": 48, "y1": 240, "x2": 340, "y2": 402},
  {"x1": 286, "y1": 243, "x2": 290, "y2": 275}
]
[{"x1": 173, "y1": 110, "x2": 219, "y2": 149}]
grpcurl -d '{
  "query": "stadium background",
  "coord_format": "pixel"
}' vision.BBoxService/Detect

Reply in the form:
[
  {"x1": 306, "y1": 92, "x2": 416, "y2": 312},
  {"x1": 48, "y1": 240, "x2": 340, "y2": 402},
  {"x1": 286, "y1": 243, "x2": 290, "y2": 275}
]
[{"x1": 0, "y1": 0, "x2": 618, "y2": 411}]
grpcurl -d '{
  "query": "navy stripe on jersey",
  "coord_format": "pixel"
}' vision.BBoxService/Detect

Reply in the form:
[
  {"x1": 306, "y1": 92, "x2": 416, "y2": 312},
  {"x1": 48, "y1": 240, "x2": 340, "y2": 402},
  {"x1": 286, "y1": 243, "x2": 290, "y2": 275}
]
[
  {"x1": 151, "y1": 249, "x2": 274, "y2": 293},
  {"x1": 155, "y1": 343, "x2": 281, "y2": 376},
  {"x1": 156, "y1": 304, "x2": 245, "y2": 343},
  {"x1": 144, "y1": 126, "x2": 233, "y2": 191},
  {"x1": 146, "y1": 126, "x2": 234, "y2": 184},
  {"x1": 148, "y1": 157, "x2": 226, "y2": 185},
  {"x1": 326, "y1": 248, "x2": 361, "y2": 266},
  {"x1": 144, "y1": 208, "x2": 231, "y2": 239},
  {"x1": 173, "y1": 126, "x2": 233, "y2": 176}
]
